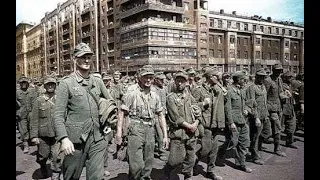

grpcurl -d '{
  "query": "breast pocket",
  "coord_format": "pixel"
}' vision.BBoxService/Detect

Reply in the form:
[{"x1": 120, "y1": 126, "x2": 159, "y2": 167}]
[{"x1": 39, "y1": 104, "x2": 48, "y2": 118}]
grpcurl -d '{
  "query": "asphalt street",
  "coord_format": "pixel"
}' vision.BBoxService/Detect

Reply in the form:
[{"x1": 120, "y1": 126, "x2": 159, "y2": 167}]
[{"x1": 16, "y1": 130, "x2": 304, "y2": 180}]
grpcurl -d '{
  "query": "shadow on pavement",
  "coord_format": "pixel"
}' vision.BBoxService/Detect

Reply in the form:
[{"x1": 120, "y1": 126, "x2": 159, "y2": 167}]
[
  {"x1": 223, "y1": 159, "x2": 238, "y2": 170},
  {"x1": 109, "y1": 173, "x2": 128, "y2": 180},
  {"x1": 16, "y1": 171, "x2": 25, "y2": 176},
  {"x1": 32, "y1": 164, "x2": 52, "y2": 179}
]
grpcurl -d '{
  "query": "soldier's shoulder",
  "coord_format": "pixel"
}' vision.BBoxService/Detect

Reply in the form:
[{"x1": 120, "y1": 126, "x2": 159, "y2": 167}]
[{"x1": 166, "y1": 92, "x2": 176, "y2": 100}]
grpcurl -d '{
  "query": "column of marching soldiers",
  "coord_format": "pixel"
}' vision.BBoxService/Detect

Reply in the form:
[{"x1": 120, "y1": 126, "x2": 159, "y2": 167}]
[{"x1": 16, "y1": 43, "x2": 304, "y2": 180}]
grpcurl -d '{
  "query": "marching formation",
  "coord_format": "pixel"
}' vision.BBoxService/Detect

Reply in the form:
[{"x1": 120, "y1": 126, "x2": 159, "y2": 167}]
[{"x1": 16, "y1": 43, "x2": 304, "y2": 180}]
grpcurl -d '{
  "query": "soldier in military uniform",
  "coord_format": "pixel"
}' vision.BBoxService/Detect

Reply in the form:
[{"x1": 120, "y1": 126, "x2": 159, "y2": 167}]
[
  {"x1": 110, "y1": 71, "x2": 124, "y2": 108},
  {"x1": 224, "y1": 71, "x2": 252, "y2": 173},
  {"x1": 264, "y1": 64, "x2": 287, "y2": 157},
  {"x1": 281, "y1": 71, "x2": 299, "y2": 149},
  {"x1": 16, "y1": 76, "x2": 33, "y2": 153},
  {"x1": 186, "y1": 67, "x2": 198, "y2": 94},
  {"x1": 192, "y1": 68, "x2": 225, "y2": 180},
  {"x1": 164, "y1": 70, "x2": 201, "y2": 180},
  {"x1": 30, "y1": 76, "x2": 62, "y2": 179},
  {"x1": 151, "y1": 72, "x2": 168, "y2": 161},
  {"x1": 245, "y1": 68, "x2": 271, "y2": 165},
  {"x1": 54, "y1": 43, "x2": 112, "y2": 180},
  {"x1": 115, "y1": 65, "x2": 169, "y2": 180}
]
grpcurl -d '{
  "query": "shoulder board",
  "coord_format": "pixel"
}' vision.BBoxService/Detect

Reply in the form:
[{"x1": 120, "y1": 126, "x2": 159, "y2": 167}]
[{"x1": 166, "y1": 92, "x2": 175, "y2": 98}]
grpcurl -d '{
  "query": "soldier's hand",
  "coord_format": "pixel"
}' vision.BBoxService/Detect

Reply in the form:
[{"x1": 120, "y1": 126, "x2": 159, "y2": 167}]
[
  {"x1": 203, "y1": 98, "x2": 210, "y2": 106},
  {"x1": 31, "y1": 138, "x2": 40, "y2": 145},
  {"x1": 60, "y1": 138, "x2": 75, "y2": 156},
  {"x1": 188, "y1": 124, "x2": 197, "y2": 133},
  {"x1": 243, "y1": 110, "x2": 248, "y2": 116},
  {"x1": 162, "y1": 137, "x2": 169, "y2": 150},
  {"x1": 301, "y1": 104, "x2": 304, "y2": 114},
  {"x1": 229, "y1": 123, "x2": 237, "y2": 131},
  {"x1": 255, "y1": 118, "x2": 261, "y2": 127},
  {"x1": 115, "y1": 133, "x2": 122, "y2": 145}
]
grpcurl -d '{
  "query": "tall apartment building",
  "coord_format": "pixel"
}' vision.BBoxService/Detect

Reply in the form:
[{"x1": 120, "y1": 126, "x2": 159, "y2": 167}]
[
  {"x1": 16, "y1": 22, "x2": 35, "y2": 79},
  {"x1": 37, "y1": 0, "x2": 304, "y2": 76},
  {"x1": 26, "y1": 24, "x2": 43, "y2": 78}
]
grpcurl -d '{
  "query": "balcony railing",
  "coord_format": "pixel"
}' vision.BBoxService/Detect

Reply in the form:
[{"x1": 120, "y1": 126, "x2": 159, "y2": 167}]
[
  {"x1": 121, "y1": 18, "x2": 196, "y2": 33},
  {"x1": 121, "y1": 2, "x2": 184, "y2": 19}
]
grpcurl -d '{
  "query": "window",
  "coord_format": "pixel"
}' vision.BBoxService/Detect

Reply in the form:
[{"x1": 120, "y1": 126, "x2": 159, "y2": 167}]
[
  {"x1": 102, "y1": 19, "x2": 105, "y2": 27},
  {"x1": 284, "y1": 53, "x2": 289, "y2": 60},
  {"x1": 276, "y1": 28, "x2": 279, "y2": 35},
  {"x1": 218, "y1": 20, "x2": 222, "y2": 28},
  {"x1": 230, "y1": 35, "x2": 235, "y2": 44},
  {"x1": 244, "y1": 38, "x2": 248, "y2": 46},
  {"x1": 285, "y1": 41, "x2": 289, "y2": 47},
  {"x1": 260, "y1": 26, "x2": 264, "y2": 32},
  {"x1": 289, "y1": 30, "x2": 292, "y2": 36},
  {"x1": 268, "y1": 52, "x2": 271, "y2": 60},
  {"x1": 184, "y1": 2, "x2": 189, "y2": 11},
  {"x1": 210, "y1": 19, "x2": 214, "y2": 27},
  {"x1": 217, "y1": 50, "x2": 222, "y2": 58},
  {"x1": 218, "y1": 35, "x2": 222, "y2": 44},
  {"x1": 301, "y1": 32, "x2": 304, "y2": 37},
  {"x1": 237, "y1": 37, "x2": 240, "y2": 45},
  {"x1": 253, "y1": 25, "x2": 256, "y2": 31},
  {"x1": 244, "y1": 51, "x2": 248, "y2": 59},
  {"x1": 255, "y1": 38, "x2": 261, "y2": 45},
  {"x1": 268, "y1": 27, "x2": 272, "y2": 34},
  {"x1": 268, "y1": 40, "x2": 271, "y2": 47},
  {"x1": 229, "y1": 49, "x2": 235, "y2": 58},
  {"x1": 282, "y1": 29, "x2": 286, "y2": 35},
  {"x1": 209, "y1": 49, "x2": 214, "y2": 57},
  {"x1": 209, "y1": 35, "x2": 214, "y2": 43},
  {"x1": 236, "y1": 22, "x2": 240, "y2": 30},
  {"x1": 275, "y1": 53, "x2": 279, "y2": 60},
  {"x1": 244, "y1": 23, "x2": 248, "y2": 31},
  {"x1": 237, "y1": 50, "x2": 240, "y2": 58},
  {"x1": 255, "y1": 51, "x2": 261, "y2": 59},
  {"x1": 227, "y1": 21, "x2": 231, "y2": 28},
  {"x1": 293, "y1": 54, "x2": 298, "y2": 61},
  {"x1": 294, "y1": 43, "x2": 297, "y2": 49}
]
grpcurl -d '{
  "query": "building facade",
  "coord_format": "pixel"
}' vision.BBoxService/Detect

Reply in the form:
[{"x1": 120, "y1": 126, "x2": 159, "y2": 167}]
[
  {"x1": 26, "y1": 24, "x2": 43, "y2": 78},
  {"x1": 22, "y1": 0, "x2": 304, "y2": 77}
]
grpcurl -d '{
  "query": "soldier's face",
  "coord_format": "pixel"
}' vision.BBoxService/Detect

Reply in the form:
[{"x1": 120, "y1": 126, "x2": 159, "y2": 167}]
[
  {"x1": 75, "y1": 54, "x2": 91, "y2": 70},
  {"x1": 139, "y1": 74, "x2": 154, "y2": 88},
  {"x1": 114, "y1": 75, "x2": 120, "y2": 83},
  {"x1": 44, "y1": 82, "x2": 56, "y2": 93},
  {"x1": 175, "y1": 76, "x2": 188, "y2": 91},
  {"x1": 155, "y1": 79, "x2": 164, "y2": 88},
  {"x1": 239, "y1": 78, "x2": 246, "y2": 87},
  {"x1": 19, "y1": 82, "x2": 29, "y2": 90},
  {"x1": 255, "y1": 75, "x2": 266, "y2": 84},
  {"x1": 103, "y1": 79, "x2": 111, "y2": 87}
]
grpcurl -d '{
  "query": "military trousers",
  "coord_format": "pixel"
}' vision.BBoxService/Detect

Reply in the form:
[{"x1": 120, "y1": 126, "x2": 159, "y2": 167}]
[
  {"x1": 37, "y1": 137, "x2": 63, "y2": 173},
  {"x1": 268, "y1": 112, "x2": 282, "y2": 151},
  {"x1": 62, "y1": 132, "x2": 107, "y2": 180},
  {"x1": 127, "y1": 121, "x2": 155, "y2": 180},
  {"x1": 283, "y1": 114, "x2": 297, "y2": 144},
  {"x1": 18, "y1": 118, "x2": 29, "y2": 141},
  {"x1": 248, "y1": 118, "x2": 269, "y2": 160},
  {"x1": 103, "y1": 133, "x2": 111, "y2": 168},
  {"x1": 197, "y1": 128, "x2": 220, "y2": 173},
  {"x1": 154, "y1": 117, "x2": 166, "y2": 157},
  {"x1": 230, "y1": 123, "x2": 250, "y2": 167},
  {"x1": 166, "y1": 138, "x2": 197, "y2": 178}
]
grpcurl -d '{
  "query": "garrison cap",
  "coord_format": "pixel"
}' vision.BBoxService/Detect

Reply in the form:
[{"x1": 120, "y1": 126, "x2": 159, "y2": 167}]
[
  {"x1": 222, "y1": 72, "x2": 231, "y2": 79},
  {"x1": 232, "y1": 71, "x2": 246, "y2": 79},
  {"x1": 256, "y1": 68, "x2": 268, "y2": 76},
  {"x1": 204, "y1": 68, "x2": 219, "y2": 78},
  {"x1": 139, "y1": 65, "x2": 154, "y2": 76},
  {"x1": 175, "y1": 70, "x2": 188, "y2": 80},
  {"x1": 155, "y1": 72, "x2": 166, "y2": 80},
  {"x1": 273, "y1": 63, "x2": 283, "y2": 71},
  {"x1": 166, "y1": 73, "x2": 172, "y2": 79},
  {"x1": 282, "y1": 71, "x2": 294, "y2": 77},
  {"x1": 113, "y1": 71, "x2": 121, "y2": 75},
  {"x1": 186, "y1": 67, "x2": 196, "y2": 75},
  {"x1": 19, "y1": 76, "x2": 29, "y2": 83},
  {"x1": 73, "y1": 43, "x2": 93, "y2": 57},
  {"x1": 44, "y1": 76, "x2": 57, "y2": 84}
]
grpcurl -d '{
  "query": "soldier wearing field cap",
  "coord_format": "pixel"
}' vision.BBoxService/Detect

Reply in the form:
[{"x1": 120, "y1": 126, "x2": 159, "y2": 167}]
[
  {"x1": 224, "y1": 71, "x2": 252, "y2": 173},
  {"x1": 115, "y1": 65, "x2": 169, "y2": 180},
  {"x1": 192, "y1": 67, "x2": 225, "y2": 179},
  {"x1": 280, "y1": 71, "x2": 298, "y2": 149},
  {"x1": 152, "y1": 71, "x2": 168, "y2": 161},
  {"x1": 54, "y1": 42, "x2": 112, "y2": 180},
  {"x1": 111, "y1": 71, "x2": 124, "y2": 108},
  {"x1": 165, "y1": 70, "x2": 201, "y2": 180},
  {"x1": 30, "y1": 76, "x2": 62, "y2": 179},
  {"x1": 263, "y1": 63, "x2": 287, "y2": 157},
  {"x1": 245, "y1": 68, "x2": 271, "y2": 165}
]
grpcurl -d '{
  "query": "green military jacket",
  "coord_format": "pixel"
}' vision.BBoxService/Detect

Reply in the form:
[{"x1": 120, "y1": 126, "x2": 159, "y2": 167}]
[
  {"x1": 167, "y1": 89, "x2": 200, "y2": 140},
  {"x1": 192, "y1": 83, "x2": 226, "y2": 129},
  {"x1": 281, "y1": 82, "x2": 295, "y2": 117},
  {"x1": 121, "y1": 84, "x2": 163, "y2": 121},
  {"x1": 264, "y1": 76, "x2": 283, "y2": 112},
  {"x1": 151, "y1": 85, "x2": 168, "y2": 114},
  {"x1": 54, "y1": 72, "x2": 112, "y2": 144},
  {"x1": 246, "y1": 83, "x2": 269, "y2": 120},
  {"x1": 225, "y1": 84, "x2": 248, "y2": 125},
  {"x1": 30, "y1": 94, "x2": 56, "y2": 139},
  {"x1": 16, "y1": 88, "x2": 34, "y2": 119}
]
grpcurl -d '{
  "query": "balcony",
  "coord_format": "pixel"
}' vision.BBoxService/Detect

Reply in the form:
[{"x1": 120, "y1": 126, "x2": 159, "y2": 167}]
[
  {"x1": 107, "y1": 8, "x2": 114, "y2": 15},
  {"x1": 119, "y1": 0, "x2": 130, "y2": 4},
  {"x1": 107, "y1": 22, "x2": 114, "y2": 29},
  {"x1": 82, "y1": 19, "x2": 91, "y2": 27},
  {"x1": 107, "y1": 37, "x2": 114, "y2": 43},
  {"x1": 62, "y1": 29, "x2": 70, "y2": 35},
  {"x1": 121, "y1": 18, "x2": 196, "y2": 33},
  {"x1": 107, "y1": 50, "x2": 115, "y2": 57},
  {"x1": 121, "y1": 38, "x2": 196, "y2": 49},
  {"x1": 82, "y1": 31, "x2": 91, "y2": 38},
  {"x1": 120, "y1": 2, "x2": 184, "y2": 19}
]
